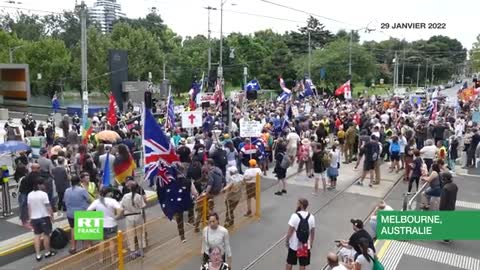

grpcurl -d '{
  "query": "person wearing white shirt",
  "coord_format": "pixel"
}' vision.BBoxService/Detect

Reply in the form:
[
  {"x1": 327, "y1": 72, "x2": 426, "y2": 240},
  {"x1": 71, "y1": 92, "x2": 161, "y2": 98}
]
[
  {"x1": 286, "y1": 129, "x2": 301, "y2": 162},
  {"x1": 285, "y1": 198, "x2": 315, "y2": 270},
  {"x1": 420, "y1": 139, "x2": 437, "y2": 172},
  {"x1": 87, "y1": 187, "x2": 123, "y2": 239},
  {"x1": 28, "y1": 179, "x2": 56, "y2": 261},
  {"x1": 243, "y1": 160, "x2": 262, "y2": 216},
  {"x1": 202, "y1": 212, "x2": 232, "y2": 266},
  {"x1": 352, "y1": 239, "x2": 375, "y2": 270},
  {"x1": 369, "y1": 200, "x2": 393, "y2": 239},
  {"x1": 327, "y1": 252, "x2": 348, "y2": 270}
]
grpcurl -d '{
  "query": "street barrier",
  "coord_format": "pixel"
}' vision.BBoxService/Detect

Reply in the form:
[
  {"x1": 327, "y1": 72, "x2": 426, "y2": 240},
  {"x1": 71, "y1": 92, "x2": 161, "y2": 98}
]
[{"x1": 41, "y1": 173, "x2": 264, "y2": 270}]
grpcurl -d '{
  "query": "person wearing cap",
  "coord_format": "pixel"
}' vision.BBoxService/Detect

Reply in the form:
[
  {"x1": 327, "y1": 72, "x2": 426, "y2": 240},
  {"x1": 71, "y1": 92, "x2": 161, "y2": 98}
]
[
  {"x1": 369, "y1": 200, "x2": 393, "y2": 240},
  {"x1": 243, "y1": 159, "x2": 261, "y2": 216},
  {"x1": 337, "y1": 219, "x2": 375, "y2": 262},
  {"x1": 222, "y1": 166, "x2": 243, "y2": 227},
  {"x1": 285, "y1": 198, "x2": 315, "y2": 270}
]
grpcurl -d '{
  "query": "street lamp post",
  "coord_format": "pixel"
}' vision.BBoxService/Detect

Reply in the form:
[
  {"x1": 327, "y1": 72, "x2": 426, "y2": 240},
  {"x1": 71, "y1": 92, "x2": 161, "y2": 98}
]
[
  {"x1": 9, "y1": 45, "x2": 24, "y2": 63},
  {"x1": 219, "y1": 0, "x2": 225, "y2": 80}
]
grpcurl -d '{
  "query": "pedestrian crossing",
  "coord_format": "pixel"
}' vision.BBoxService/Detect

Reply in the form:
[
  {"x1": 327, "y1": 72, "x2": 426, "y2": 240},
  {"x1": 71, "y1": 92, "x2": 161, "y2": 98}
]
[{"x1": 380, "y1": 240, "x2": 480, "y2": 270}]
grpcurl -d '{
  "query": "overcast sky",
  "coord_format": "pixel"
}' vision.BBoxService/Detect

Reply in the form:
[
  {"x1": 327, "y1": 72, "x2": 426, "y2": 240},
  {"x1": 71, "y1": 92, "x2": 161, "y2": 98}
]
[{"x1": 2, "y1": 0, "x2": 478, "y2": 50}]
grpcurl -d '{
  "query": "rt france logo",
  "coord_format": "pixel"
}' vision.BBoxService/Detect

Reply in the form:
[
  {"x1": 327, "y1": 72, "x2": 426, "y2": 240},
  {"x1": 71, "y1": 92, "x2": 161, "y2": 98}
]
[{"x1": 74, "y1": 211, "x2": 104, "y2": 240}]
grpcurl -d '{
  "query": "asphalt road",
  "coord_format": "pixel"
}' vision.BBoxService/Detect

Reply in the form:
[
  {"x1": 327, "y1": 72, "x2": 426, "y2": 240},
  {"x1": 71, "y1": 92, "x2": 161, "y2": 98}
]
[{"x1": 376, "y1": 170, "x2": 480, "y2": 270}]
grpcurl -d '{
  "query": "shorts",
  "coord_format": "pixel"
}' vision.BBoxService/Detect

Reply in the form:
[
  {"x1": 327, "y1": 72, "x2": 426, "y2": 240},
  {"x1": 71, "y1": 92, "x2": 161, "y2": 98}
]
[
  {"x1": 68, "y1": 217, "x2": 75, "y2": 228},
  {"x1": 314, "y1": 171, "x2": 326, "y2": 179},
  {"x1": 286, "y1": 248, "x2": 311, "y2": 266},
  {"x1": 363, "y1": 161, "x2": 376, "y2": 171},
  {"x1": 287, "y1": 147, "x2": 297, "y2": 157},
  {"x1": 425, "y1": 186, "x2": 442, "y2": 197},
  {"x1": 31, "y1": 217, "x2": 53, "y2": 235},
  {"x1": 104, "y1": 226, "x2": 118, "y2": 240},
  {"x1": 246, "y1": 182, "x2": 256, "y2": 199},
  {"x1": 390, "y1": 152, "x2": 400, "y2": 161}
]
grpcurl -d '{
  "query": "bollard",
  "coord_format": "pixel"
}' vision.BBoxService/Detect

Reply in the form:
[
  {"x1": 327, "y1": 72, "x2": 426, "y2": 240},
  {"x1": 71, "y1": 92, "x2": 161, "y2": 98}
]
[
  {"x1": 201, "y1": 196, "x2": 208, "y2": 228},
  {"x1": 255, "y1": 173, "x2": 261, "y2": 219},
  {"x1": 117, "y1": 230, "x2": 125, "y2": 270}
]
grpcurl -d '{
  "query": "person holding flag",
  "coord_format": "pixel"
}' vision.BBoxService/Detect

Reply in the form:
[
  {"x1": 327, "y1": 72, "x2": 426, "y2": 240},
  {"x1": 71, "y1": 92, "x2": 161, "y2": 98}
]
[
  {"x1": 334, "y1": 80, "x2": 352, "y2": 99},
  {"x1": 277, "y1": 77, "x2": 292, "y2": 102}
]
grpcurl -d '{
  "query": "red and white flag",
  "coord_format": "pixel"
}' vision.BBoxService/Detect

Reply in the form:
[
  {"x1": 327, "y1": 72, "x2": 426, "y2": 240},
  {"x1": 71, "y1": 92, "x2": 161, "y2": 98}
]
[
  {"x1": 107, "y1": 93, "x2": 117, "y2": 126},
  {"x1": 335, "y1": 80, "x2": 351, "y2": 98},
  {"x1": 214, "y1": 78, "x2": 224, "y2": 107}
]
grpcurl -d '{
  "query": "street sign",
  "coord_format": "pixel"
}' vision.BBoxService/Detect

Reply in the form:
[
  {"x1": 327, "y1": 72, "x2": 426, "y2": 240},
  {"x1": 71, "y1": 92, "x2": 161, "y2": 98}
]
[
  {"x1": 181, "y1": 111, "x2": 203, "y2": 128},
  {"x1": 240, "y1": 120, "x2": 263, "y2": 138},
  {"x1": 304, "y1": 103, "x2": 312, "y2": 114}
]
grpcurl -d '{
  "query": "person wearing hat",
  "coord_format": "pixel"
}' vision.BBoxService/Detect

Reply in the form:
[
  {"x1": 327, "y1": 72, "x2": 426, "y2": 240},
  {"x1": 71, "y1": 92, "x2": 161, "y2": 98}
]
[
  {"x1": 222, "y1": 166, "x2": 243, "y2": 227},
  {"x1": 177, "y1": 138, "x2": 192, "y2": 167},
  {"x1": 297, "y1": 138, "x2": 313, "y2": 178},
  {"x1": 243, "y1": 159, "x2": 262, "y2": 216},
  {"x1": 337, "y1": 219, "x2": 375, "y2": 262}
]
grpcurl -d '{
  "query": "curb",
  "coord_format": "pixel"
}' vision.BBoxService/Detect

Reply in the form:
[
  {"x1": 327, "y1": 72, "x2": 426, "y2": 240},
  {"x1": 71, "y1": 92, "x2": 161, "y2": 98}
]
[{"x1": 0, "y1": 193, "x2": 158, "y2": 259}]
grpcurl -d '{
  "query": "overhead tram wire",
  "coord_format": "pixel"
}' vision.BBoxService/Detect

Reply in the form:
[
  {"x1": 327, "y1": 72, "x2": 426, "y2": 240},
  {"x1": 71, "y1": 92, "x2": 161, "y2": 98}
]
[{"x1": 0, "y1": 4, "x2": 64, "y2": 14}]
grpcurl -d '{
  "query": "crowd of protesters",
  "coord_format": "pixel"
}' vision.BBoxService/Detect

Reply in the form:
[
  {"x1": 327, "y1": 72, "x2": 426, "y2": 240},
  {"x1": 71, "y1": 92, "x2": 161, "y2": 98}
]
[{"x1": 3, "y1": 83, "x2": 474, "y2": 269}]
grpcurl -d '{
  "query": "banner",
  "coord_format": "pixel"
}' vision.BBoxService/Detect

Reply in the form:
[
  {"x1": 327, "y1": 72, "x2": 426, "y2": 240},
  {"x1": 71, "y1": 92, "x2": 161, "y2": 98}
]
[
  {"x1": 181, "y1": 111, "x2": 203, "y2": 128},
  {"x1": 377, "y1": 211, "x2": 480, "y2": 240},
  {"x1": 240, "y1": 120, "x2": 263, "y2": 138}
]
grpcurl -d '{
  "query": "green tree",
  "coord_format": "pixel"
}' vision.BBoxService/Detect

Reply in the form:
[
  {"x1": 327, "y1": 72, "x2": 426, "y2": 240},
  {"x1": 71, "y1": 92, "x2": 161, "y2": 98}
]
[
  {"x1": 285, "y1": 16, "x2": 333, "y2": 55},
  {"x1": 296, "y1": 38, "x2": 377, "y2": 87},
  {"x1": 17, "y1": 38, "x2": 71, "y2": 96},
  {"x1": 110, "y1": 22, "x2": 165, "y2": 82},
  {"x1": 471, "y1": 34, "x2": 480, "y2": 73}
]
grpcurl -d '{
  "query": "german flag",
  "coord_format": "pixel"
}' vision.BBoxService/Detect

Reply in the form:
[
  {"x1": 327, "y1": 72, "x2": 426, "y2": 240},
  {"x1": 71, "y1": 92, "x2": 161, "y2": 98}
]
[{"x1": 113, "y1": 154, "x2": 136, "y2": 184}]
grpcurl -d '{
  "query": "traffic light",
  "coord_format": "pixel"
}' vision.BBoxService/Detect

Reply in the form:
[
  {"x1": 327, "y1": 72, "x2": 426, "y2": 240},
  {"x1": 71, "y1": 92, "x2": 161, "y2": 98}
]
[
  {"x1": 144, "y1": 91, "x2": 152, "y2": 109},
  {"x1": 221, "y1": 99, "x2": 231, "y2": 124}
]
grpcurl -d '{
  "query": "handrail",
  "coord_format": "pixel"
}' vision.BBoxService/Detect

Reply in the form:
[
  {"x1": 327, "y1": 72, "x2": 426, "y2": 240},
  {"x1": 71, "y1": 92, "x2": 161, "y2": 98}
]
[{"x1": 407, "y1": 181, "x2": 429, "y2": 210}]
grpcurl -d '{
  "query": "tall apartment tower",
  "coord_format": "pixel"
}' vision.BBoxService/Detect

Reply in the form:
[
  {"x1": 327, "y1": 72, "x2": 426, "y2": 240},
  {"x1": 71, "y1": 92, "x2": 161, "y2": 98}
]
[{"x1": 89, "y1": 0, "x2": 126, "y2": 33}]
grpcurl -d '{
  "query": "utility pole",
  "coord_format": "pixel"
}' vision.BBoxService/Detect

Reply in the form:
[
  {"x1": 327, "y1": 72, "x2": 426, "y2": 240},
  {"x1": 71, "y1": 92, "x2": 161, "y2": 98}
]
[
  {"x1": 218, "y1": 0, "x2": 224, "y2": 80},
  {"x1": 204, "y1": 6, "x2": 216, "y2": 76},
  {"x1": 163, "y1": 61, "x2": 166, "y2": 81},
  {"x1": 79, "y1": 1, "x2": 88, "y2": 121},
  {"x1": 308, "y1": 30, "x2": 311, "y2": 78},
  {"x1": 401, "y1": 47, "x2": 405, "y2": 87},
  {"x1": 393, "y1": 51, "x2": 398, "y2": 89},
  {"x1": 416, "y1": 63, "x2": 420, "y2": 88},
  {"x1": 243, "y1": 67, "x2": 248, "y2": 90},
  {"x1": 348, "y1": 30, "x2": 353, "y2": 77},
  {"x1": 425, "y1": 60, "x2": 428, "y2": 88},
  {"x1": 431, "y1": 64, "x2": 435, "y2": 86}
]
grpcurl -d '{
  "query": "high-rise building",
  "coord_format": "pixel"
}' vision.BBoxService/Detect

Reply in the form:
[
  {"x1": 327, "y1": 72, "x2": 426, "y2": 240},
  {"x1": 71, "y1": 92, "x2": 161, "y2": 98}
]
[{"x1": 89, "y1": 0, "x2": 126, "y2": 33}]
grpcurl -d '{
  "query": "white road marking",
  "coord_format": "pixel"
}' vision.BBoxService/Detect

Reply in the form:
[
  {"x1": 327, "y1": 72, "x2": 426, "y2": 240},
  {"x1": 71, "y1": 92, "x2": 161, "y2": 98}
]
[
  {"x1": 456, "y1": 200, "x2": 480, "y2": 210},
  {"x1": 380, "y1": 240, "x2": 480, "y2": 270}
]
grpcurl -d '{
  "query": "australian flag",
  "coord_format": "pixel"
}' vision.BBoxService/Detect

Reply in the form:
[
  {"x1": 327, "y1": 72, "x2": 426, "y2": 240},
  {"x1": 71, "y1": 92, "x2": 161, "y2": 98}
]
[
  {"x1": 143, "y1": 107, "x2": 188, "y2": 219},
  {"x1": 277, "y1": 77, "x2": 291, "y2": 102},
  {"x1": 246, "y1": 79, "x2": 261, "y2": 92},
  {"x1": 252, "y1": 138, "x2": 266, "y2": 160},
  {"x1": 166, "y1": 94, "x2": 175, "y2": 129},
  {"x1": 302, "y1": 78, "x2": 315, "y2": 98}
]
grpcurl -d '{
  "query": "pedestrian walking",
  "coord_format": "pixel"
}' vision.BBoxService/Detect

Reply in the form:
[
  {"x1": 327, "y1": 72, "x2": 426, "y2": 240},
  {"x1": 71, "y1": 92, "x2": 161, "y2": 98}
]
[
  {"x1": 285, "y1": 198, "x2": 315, "y2": 270},
  {"x1": 201, "y1": 212, "x2": 232, "y2": 266}
]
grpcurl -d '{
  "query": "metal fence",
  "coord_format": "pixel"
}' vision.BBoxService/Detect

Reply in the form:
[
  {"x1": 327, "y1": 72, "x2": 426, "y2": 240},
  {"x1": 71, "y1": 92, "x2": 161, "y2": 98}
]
[{"x1": 41, "y1": 173, "x2": 263, "y2": 270}]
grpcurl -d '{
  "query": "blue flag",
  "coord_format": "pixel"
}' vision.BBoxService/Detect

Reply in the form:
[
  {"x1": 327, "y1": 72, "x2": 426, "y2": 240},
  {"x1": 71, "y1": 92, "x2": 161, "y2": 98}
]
[
  {"x1": 102, "y1": 152, "x2": 111, "y2": 187},
  {"x1": 246, "y1": 79, "x2": 261, "y2": 91},
  {"x1": 155, "y1": 166, "x2": 193, "y2": 220},
  {"x1": 166, "y1": 94, "x2": 175, "y2": 129}
]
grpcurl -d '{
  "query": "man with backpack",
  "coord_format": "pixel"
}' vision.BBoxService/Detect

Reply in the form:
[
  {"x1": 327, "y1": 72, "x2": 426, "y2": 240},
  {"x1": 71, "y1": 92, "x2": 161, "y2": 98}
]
[{"x1": 285, "y1": 198, "x2": 315, "y2": 270}]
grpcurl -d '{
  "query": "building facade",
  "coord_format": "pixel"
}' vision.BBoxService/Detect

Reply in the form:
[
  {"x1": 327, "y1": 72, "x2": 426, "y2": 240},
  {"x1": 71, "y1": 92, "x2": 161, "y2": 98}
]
[{"x1": 89, "y1": 0, "x2": 126, "y2": 33}]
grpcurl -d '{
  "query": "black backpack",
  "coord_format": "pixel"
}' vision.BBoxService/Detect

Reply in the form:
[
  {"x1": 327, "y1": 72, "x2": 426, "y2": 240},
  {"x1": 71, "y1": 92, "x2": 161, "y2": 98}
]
[
  {"x1": 296, "y1": 213, "x2": 310, "y2": 244},
  {"x1": 214, "y1": 149, "x2": 228, "y2": 168},
  {"x1": 50, "y1": 228, "x2": 69, "y2": 249}
]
